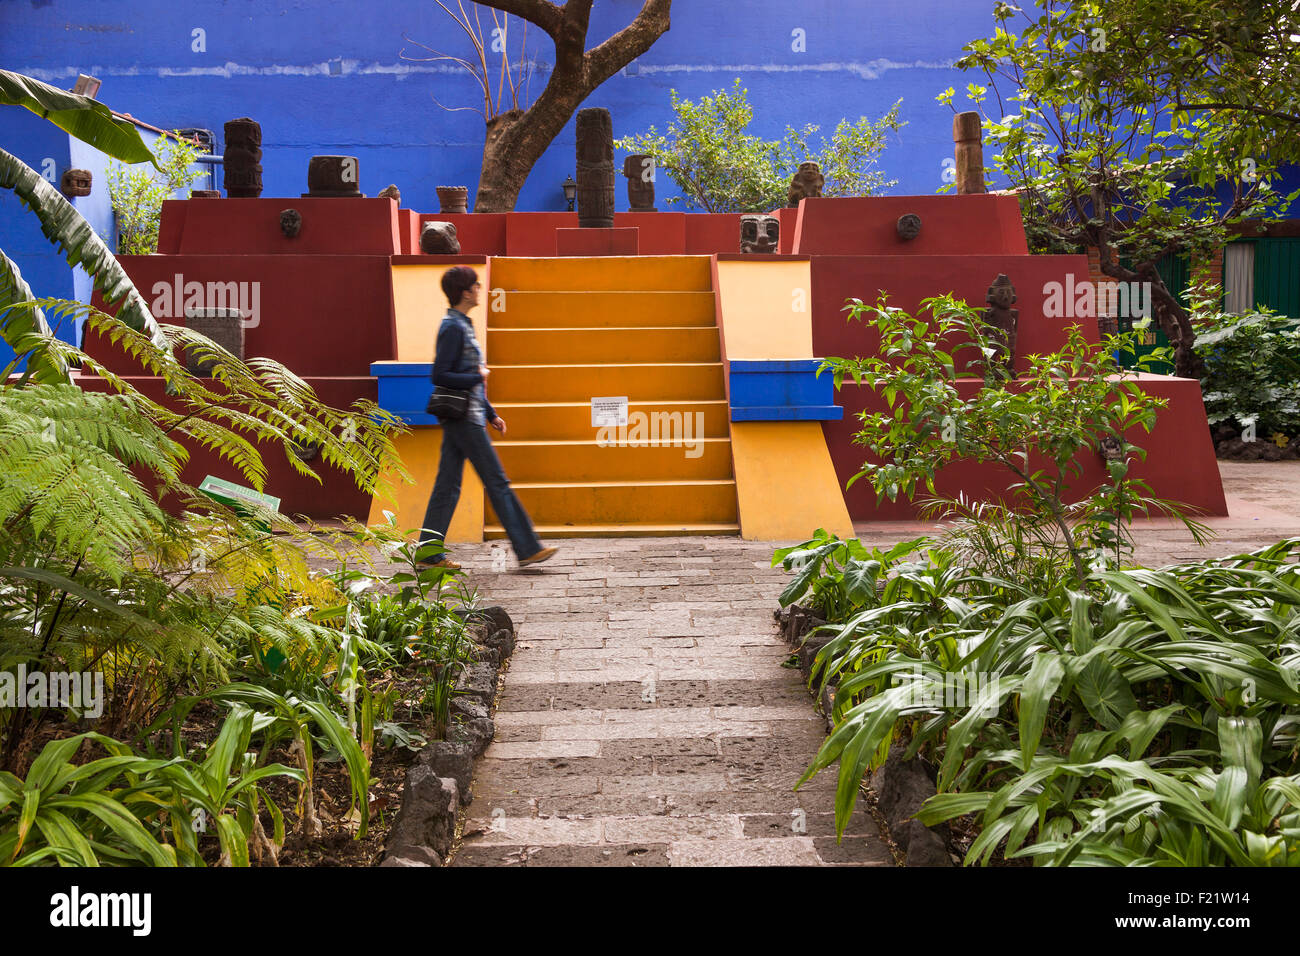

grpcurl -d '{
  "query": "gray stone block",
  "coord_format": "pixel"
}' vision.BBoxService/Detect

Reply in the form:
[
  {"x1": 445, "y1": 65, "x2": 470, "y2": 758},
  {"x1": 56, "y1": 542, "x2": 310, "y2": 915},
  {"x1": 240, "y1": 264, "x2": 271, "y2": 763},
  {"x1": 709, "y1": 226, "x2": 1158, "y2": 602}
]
[
  {"x1": 419, "y1": 740, "x2": 475, "y2": 803},
  {"x1": 384, "y1": 766, "x2": 459, "y2": 859},
  {"x1": 379, "y1": 845, "x2": 444, "y2": 867},
  {"x1": 456, "y1": 661, "x2": 499, "y2": 705},
  {"x1": 469, "y1": 605, "x2": 514, "y2": 638},
  {"x1": 448, "y1": 717, "x2": 495, "y2": 759}
]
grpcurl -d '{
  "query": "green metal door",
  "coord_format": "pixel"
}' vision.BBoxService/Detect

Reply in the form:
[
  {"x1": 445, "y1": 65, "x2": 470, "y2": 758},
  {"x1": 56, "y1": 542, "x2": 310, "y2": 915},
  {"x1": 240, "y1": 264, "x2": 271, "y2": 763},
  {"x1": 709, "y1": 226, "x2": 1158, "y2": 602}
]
[{"x1": 1253, "y1": 238, "x2": 1300, "y2": 318}]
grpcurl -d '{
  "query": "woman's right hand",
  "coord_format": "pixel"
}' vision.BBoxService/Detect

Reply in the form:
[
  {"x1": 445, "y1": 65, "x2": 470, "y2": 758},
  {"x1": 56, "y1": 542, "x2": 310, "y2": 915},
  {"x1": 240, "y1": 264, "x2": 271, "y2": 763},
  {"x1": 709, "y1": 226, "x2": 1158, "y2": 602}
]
[{"x1": 479, "y1": 365, "x2": 491, "y2": 380}]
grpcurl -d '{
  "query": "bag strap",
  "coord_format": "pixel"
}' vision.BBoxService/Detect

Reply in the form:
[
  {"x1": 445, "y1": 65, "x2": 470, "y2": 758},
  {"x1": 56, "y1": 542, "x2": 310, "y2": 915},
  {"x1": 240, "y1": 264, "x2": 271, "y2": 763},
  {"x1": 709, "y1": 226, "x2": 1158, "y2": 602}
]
[{"x1": 433, "y1": 313, "x2": 463, "y2": 382}]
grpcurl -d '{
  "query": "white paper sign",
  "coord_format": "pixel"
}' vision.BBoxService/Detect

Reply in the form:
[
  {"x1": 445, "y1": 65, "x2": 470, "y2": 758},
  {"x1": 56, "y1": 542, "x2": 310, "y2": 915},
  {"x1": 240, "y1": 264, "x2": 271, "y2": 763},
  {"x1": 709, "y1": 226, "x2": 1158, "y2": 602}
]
[{"x1": 591, "y1": 396, "x2": 628, "y2": 428}]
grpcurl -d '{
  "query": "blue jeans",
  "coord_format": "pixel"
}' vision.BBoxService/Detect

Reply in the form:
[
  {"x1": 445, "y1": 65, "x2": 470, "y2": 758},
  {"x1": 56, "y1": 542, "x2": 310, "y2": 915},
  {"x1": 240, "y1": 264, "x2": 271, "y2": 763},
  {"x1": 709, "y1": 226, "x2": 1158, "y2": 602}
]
[{"x1": 419, "y1": 419, "x2": 542, "y2": 561}]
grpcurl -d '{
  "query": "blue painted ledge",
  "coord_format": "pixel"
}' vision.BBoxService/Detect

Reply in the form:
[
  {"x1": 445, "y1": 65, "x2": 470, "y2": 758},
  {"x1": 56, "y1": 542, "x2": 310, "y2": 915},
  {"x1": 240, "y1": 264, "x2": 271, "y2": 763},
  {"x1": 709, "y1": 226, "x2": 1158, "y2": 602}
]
[
  {"x1": 371, "y1": 361, "x2": 440, "y2": 426},
  {"x1": 728, "y1": 359, "x2": 843, "y2": 422}
]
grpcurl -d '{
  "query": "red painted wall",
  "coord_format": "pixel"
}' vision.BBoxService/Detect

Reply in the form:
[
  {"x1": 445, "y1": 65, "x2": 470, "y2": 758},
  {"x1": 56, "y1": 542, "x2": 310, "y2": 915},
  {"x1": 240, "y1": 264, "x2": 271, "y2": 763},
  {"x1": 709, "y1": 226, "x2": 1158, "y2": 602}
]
[
  {"x1": 418, "y1": 212, "x2": 508, "y2": 257},
  {"x1": 811, "y1": 254, "x2": 1096, "y2": 375},
  {"x1": 157, "y1": 197, "x2": 403, "y2": 256},
  {"x1": 74, "y1": 373, "x2": 379, "y2": 520},
  {"x1": 792, "y1": 195, "x2": 1031, "y2": 256},
  {"x1": 87, "y1": 255, "x2": 396, "y2": 378},
  {"x1": 824, "y1": 375, "x2": 1228, "y2": 519}
]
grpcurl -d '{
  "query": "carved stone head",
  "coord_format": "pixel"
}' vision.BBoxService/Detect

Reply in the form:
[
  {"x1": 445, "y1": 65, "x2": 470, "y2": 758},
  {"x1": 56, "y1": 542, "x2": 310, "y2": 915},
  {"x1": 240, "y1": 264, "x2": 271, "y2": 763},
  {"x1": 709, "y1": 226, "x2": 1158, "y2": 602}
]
[
  {"x1": 421, "y1": 221, "x2": 461, "y2": 255},
  {"x1": 1098, "y1": 434, "x2": 1125, "y2": 462},
  {"x1": 60, "y1": 168, "x2": 92, "y2": 197},
  {"x1": 622, "y1": 155, "x2": 656, "y2": 210},
  {"x1": 896, "y1": 213, "x2": 922, "y2": 241},
  {"x1": 787, "y1": 162, "x2": 824, "y2": 207},
  {"x1": 740, "y1": 214, "x2": 780, "y2": 254},
  {"x1": 987, "y1": 273, "x2": 1017, "y2": 310},
  {"x1": 279, "y1": 208, "x2": 302, "y2": 239}
]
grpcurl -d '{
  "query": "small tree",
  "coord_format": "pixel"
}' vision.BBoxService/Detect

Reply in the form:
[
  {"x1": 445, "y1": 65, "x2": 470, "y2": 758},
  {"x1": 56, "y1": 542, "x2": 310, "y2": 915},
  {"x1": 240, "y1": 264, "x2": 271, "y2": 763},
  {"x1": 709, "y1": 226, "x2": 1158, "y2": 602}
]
[
  {"x1": 107, "y1": 133, "x2": 204, "y2": 255},
  {"x1": 823, "y1": 293, "x2": 1207, "y2": 584},
  {"x1": 616, "y1": 79, "x2": 904, "y2": 213}
]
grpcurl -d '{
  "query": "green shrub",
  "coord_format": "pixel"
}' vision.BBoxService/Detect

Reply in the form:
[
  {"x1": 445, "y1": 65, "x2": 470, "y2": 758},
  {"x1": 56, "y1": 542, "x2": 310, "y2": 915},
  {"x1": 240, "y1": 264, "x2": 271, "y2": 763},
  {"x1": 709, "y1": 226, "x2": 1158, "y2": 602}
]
[
  {"x1": 0, "y1": 706, "x2": 302, "y2": 867},
  {"x1": 821, "y1": 293, "x2": 1207, "y2": 584},
  {"x1": 786, "y1": 538, "x2": 1300, "y2": 866},
  {"x1": 1196, "y1": 310, "x2": 1300, "y2": 441},
  {"x1": 106, "y1": 133, "x2": 204, "y2": 255}
]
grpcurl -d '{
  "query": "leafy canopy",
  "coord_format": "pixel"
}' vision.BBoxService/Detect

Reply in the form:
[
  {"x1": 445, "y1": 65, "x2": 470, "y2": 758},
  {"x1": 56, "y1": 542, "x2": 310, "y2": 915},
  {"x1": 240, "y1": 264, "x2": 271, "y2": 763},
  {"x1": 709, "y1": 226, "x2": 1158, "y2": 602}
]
[
  {"x1": 938, "y1": 0, "x2": 1300, "y2": 377},
  {"x1": 616, "y1": 78, "x2": 904, "y2": 213}
]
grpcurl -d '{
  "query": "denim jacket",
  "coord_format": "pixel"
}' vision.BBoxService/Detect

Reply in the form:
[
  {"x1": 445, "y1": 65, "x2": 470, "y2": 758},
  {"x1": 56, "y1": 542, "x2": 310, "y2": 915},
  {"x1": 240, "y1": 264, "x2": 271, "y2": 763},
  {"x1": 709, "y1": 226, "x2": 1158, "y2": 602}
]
[{"x1": 432, "y1": 308, "x2": 494, "y2": 426}]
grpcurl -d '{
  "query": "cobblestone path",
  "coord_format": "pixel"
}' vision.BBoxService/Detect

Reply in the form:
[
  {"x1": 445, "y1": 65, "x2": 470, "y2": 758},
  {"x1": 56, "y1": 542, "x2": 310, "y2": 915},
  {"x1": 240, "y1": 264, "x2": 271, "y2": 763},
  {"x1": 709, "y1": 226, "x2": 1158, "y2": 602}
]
[{"x1": 448, "y1": 537, "x2": 894, "y2": 867}]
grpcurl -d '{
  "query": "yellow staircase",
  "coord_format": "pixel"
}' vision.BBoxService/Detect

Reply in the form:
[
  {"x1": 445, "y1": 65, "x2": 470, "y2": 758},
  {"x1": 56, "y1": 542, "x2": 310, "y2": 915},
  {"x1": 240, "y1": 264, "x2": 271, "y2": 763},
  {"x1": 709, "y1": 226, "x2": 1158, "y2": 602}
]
[{"x1": 483, "y1": 256, "x2": 739, "y2": 537}]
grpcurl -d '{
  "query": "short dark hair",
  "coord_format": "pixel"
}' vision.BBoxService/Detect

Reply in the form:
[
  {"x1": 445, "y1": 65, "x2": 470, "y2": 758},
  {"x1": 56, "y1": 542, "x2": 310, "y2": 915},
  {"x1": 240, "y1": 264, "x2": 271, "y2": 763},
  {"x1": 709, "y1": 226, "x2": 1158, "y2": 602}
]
[{"x1": 442, "y1": 266, "x2": 478, "y2": 306}]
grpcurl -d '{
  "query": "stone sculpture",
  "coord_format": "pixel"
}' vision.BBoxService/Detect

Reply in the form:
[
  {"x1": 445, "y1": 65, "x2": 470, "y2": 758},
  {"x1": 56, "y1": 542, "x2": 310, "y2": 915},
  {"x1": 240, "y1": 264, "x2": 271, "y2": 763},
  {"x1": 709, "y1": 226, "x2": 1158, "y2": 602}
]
[
  {"x1": 59, "y1": 168, "x2": 92, "y2": 197},
  {"x1": 740, "y1": 214, "x2": 780, "y2": 254},
  {"x1": 953, "y1": 112, "x2": 987, "y2": 195},
  {"x1": 223, "y1": 117, "x2": 263, "y2": 198},
  {"x1": 421, "y1": 221, "x2": 461, "y2": 255},
  {"x1": 982, "y1": 274, "x2": 1019, "y2": 373},
  {"x1": 1098, "y1": 434, "x2": 1125, "y2": 462},
  {"x1": 436, "y1": 186, "x2": 468, "y2": 214},
  {"x1": 378, "y1": 184, "x2": 402, "y2": 203},
  {"x1": 896, "y1": 213, "x2": 922, "y2": 241},
  {"x1": 279, "y1": 208, "x2": 302, "y2": 239},
  {"x1": 576, "y1": 108, "x2": 615, "y2": 228},
  {"x1": 787, "y1": 162, "x2": 824, "y2": 207},
  {"x1": 183, "y1": 307, "x2": 245, "y2": 376},
  {"x1": 305, "y1": 155, "x2": 363, "y2": 197},
  {"x1": 622, "y1": 155, "x2": 656, "y2": 212}
]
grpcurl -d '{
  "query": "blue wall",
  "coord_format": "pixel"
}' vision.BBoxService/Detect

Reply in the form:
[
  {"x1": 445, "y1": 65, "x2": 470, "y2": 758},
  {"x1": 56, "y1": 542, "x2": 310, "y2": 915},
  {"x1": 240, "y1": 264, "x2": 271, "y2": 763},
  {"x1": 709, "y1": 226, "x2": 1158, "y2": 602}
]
[
  {"x1": 3, "y1": 0, "x2": 1294, "y2": 371},
  {"x1": 0, "y1": 0, "x2": 1004, "y2": 214},
  {"x1": 0, "y1": 110, "x2": 204, "y2": 367}
]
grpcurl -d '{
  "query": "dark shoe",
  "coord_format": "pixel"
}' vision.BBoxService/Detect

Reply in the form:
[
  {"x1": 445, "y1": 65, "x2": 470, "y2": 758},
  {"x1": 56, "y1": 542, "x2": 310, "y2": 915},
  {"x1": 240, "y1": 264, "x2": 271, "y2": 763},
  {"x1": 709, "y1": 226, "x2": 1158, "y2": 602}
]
[{"x1": 517, "y1": 546, "x2": 557, "y2": 567}]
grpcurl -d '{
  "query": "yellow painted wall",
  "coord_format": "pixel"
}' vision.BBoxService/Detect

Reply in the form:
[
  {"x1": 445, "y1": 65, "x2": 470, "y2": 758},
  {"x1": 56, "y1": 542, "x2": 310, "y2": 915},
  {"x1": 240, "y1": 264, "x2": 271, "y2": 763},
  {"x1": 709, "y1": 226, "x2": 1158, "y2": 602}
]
[
  {"x1": 715, "y1": 260, "x2": 813, "y2": 359},
  {"x1": 391, "y1": 262, "x2": 488, "y2": 361},
  {"x1": 367, "y1": 431, "x2": 484, "y2": 544},
  {"x1": 730, "y1": 421, "x2": 853, "y2": 540},
  {"x1": 379, "y1": 262, "x2": 489, "y2": 543}
]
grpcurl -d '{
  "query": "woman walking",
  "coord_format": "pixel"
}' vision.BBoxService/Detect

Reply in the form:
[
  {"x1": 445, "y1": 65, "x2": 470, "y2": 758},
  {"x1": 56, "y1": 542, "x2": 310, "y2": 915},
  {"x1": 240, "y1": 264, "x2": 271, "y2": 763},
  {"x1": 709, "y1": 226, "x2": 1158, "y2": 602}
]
[{"x1": 419, "y1": 266, "x2": 557, "y2": 569}]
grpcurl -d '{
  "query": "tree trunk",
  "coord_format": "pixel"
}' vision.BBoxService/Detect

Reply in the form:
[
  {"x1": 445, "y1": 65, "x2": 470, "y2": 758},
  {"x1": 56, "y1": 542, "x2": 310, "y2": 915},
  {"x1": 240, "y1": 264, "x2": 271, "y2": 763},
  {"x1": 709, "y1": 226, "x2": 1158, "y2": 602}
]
[
  {"x1": 473, "y1": 91, "x2": 580, "y2": 212},
  {"x1": 460, "y1": 0, "x2": 672, "y2": 213},
  {"x1": 474, "y1": 110, "x2": 531, "y2": 213},
  {"x1": 1099, "y1": 256, "x2": 1203, "y2": 379}
]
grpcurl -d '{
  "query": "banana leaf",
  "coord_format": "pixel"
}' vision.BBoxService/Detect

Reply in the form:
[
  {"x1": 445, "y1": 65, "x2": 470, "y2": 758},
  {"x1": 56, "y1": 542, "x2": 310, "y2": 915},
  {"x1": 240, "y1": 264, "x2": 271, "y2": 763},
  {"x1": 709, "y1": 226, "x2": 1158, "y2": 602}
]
[{"x1": 0, "y1": 69, "x2": 157, "y2": 166}]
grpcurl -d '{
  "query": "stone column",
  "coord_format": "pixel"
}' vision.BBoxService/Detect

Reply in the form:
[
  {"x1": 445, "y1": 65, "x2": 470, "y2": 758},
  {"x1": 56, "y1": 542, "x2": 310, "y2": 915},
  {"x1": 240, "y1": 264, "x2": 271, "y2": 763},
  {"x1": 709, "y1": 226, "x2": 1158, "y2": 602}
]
[
  {"x1": 576, "y1": 108, "x2": 615, "y2": 228},
  {"x1": 223, "y1": 118, "x2": 263, "y2": 198},
  {"x1": 953, "y1": 112, "x2": 986, "y2": 196}
]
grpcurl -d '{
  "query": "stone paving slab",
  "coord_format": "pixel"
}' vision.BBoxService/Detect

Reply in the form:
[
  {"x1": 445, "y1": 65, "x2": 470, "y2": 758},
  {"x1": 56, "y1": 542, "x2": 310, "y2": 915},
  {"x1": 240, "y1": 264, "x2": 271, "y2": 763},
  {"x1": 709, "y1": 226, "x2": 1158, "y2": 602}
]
[{"x1": 449, "y1": 536, "x2": 893, "y2": 867}]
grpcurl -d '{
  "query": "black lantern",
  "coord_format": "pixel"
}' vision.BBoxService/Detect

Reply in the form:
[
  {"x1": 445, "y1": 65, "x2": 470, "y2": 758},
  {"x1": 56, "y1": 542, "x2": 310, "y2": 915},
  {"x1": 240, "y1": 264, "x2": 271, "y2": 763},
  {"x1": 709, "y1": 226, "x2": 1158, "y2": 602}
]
[{"x1": 562, "y1": 174, "x2": 577, "y2": 212}]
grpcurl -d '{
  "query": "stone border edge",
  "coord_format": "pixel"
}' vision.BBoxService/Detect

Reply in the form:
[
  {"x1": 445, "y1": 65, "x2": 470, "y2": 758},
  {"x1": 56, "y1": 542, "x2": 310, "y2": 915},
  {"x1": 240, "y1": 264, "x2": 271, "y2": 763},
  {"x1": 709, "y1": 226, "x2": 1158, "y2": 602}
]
[{"x1": 377, "y1": 605, "x2": 517, "y2": 867}]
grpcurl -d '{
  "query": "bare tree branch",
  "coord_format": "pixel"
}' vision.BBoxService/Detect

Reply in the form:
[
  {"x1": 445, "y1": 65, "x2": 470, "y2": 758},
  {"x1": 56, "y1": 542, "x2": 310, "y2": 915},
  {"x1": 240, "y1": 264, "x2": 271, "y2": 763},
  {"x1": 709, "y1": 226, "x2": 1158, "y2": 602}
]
[
  {"x1": 585, "y1": 0, "x2": 671, "y2": 88},
  {"x1": 482, "y1": 0, "x2": 565, "y2": 38}
]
